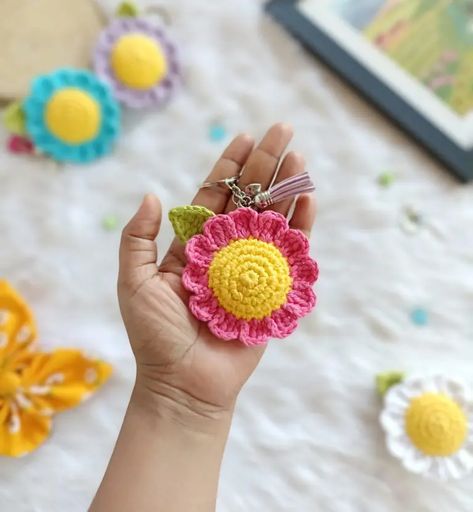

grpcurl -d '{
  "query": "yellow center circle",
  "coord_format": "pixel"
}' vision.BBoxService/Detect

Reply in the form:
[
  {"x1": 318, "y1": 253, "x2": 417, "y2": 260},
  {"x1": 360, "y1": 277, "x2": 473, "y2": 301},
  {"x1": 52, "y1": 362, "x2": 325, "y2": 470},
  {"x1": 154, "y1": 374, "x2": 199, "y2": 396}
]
[
  {"x1": 45, "y1": 88, "x2": 101, "y2": 144},
  {"x1": 111, "y1": 33, "x2": 168, "y2": 90},
  {"x1": 0, "y1": 371, "x2": 21, "y2": 397},
  {"x1": 208, "y1": 238, "x2": 292, "y2": 321},
  {"x1": 405, "y1": 393, "x2": 468, "y2": 456}
]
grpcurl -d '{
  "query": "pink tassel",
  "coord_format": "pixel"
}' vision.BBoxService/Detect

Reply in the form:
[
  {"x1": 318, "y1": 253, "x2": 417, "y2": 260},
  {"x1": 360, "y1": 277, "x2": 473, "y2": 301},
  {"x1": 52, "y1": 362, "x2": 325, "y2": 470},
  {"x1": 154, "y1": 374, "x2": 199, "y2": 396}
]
[{"x1": 254, "y1": 172, "x2": 315, "y2": 209}]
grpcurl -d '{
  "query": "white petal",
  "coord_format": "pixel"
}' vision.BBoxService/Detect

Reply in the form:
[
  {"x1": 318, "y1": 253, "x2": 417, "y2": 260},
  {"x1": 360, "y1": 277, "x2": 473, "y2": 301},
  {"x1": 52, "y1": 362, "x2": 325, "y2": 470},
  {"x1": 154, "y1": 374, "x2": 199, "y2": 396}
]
[
  {"x1": 450, "y1": 450, "x2": 473, "y2": 477},
  {"x1": 444, "y1": 378, "x2": 468, "y2": 402},
  {"x1": 402, "y1": 445, "x2": 432, "y2": 474},
  {"x1": 386, "y1": 433, "x2": 412, "y2": 459},
  {"x1": 380, "y1": 408, "x2": 405, "y2": 436},
  {"x1": 384, "y1": 386, "x2": 411, "y2": 411},
  {"x1": 403, "y1": 376, "x2": 426, "y2": 396}
]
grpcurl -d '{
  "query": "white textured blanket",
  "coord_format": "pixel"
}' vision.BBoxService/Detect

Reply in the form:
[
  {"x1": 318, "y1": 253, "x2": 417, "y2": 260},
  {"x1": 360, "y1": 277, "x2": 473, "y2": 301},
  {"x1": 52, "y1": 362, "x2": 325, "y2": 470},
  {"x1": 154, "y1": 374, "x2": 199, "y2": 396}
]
[{"x1": 1, "y1": 0, "x2": 472, "y2": 510}]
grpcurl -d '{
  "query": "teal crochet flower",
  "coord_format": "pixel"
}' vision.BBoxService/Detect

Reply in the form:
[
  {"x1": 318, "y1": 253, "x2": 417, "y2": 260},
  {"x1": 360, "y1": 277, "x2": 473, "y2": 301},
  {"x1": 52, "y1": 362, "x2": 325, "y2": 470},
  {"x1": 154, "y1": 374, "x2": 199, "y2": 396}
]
[{"x1": 24, "y1": 68, "x2": 121, "y2": 163}]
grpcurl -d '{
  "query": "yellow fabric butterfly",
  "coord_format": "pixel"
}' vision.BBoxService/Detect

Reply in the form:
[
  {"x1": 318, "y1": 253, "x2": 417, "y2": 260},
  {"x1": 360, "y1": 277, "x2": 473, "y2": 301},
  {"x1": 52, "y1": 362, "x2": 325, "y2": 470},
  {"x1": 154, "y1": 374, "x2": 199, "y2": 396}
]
[{"x1": 0, "y1": 281, "x2": 111, "y2": 457}]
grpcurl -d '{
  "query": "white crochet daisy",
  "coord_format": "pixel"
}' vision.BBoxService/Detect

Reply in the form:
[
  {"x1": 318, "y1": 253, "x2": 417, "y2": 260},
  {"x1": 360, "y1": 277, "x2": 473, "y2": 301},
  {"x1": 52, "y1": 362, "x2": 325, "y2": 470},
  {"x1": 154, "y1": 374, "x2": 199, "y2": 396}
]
[{"x1": 380, "y1": 375, "x2": 473, "y2": 480}]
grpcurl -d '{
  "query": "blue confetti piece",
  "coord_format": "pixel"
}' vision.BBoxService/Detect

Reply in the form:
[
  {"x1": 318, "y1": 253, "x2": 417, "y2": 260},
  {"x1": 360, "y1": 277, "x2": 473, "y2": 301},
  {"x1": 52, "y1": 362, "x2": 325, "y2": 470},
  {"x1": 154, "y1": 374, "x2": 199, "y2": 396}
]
[
  {"x1": 410, "y1": 308, "x2": 428, "y2": 326},
  {"x1": 209, "y1": 124, "x2": 227, "y2": 142}
]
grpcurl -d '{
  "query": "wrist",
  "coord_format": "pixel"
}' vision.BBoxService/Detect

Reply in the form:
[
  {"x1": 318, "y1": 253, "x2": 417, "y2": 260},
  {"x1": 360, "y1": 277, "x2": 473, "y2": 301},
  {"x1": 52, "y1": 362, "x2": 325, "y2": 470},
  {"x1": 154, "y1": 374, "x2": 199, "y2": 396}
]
[{"x1": 131, "y1": 373, "x2": 234, "y2": 436}]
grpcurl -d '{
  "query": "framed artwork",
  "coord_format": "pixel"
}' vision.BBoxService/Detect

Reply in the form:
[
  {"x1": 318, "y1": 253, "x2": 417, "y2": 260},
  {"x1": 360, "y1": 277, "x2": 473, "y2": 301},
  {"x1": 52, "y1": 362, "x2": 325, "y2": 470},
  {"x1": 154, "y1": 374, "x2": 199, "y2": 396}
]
[{"x1": 266, "y1": 0, "x2": 473, "y2": 182}]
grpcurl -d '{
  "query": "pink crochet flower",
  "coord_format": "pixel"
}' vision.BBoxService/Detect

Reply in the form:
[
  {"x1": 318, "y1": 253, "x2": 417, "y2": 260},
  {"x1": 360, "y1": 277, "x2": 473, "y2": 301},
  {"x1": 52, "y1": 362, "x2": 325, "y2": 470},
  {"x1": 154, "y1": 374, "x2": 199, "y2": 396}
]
[{"x1": 183, "y1": 208, "x2": 318, "y2": 346}]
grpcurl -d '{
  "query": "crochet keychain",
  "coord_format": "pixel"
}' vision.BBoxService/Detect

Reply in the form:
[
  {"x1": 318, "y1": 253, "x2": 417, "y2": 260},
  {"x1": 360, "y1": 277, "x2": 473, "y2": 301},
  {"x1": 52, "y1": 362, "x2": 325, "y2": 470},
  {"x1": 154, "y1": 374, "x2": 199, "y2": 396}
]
[
  {"x1": 376, "y1": 372, "x2": 473, "y2": 481},
  {"x1": 169, "y1": 172, "x2": 319, "y2": 346},
  {"x1": 3, "y1": 1, "x2": 180, "y2": 163}
]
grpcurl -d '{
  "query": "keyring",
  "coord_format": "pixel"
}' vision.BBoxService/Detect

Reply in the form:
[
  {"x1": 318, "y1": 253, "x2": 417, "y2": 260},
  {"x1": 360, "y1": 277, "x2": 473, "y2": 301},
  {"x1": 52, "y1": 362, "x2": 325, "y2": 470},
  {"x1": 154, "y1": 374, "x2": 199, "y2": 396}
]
[{"x1": 200, "y1": 171, "x2": 315, "y2": 210}]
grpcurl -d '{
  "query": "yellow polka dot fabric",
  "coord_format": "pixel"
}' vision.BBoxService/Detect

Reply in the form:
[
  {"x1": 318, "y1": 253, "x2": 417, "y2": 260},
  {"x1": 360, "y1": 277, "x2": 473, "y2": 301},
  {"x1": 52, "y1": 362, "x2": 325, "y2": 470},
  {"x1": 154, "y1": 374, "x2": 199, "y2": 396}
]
[{"x1": 0, "y1": 280, "x2": 111, "y2": 457}]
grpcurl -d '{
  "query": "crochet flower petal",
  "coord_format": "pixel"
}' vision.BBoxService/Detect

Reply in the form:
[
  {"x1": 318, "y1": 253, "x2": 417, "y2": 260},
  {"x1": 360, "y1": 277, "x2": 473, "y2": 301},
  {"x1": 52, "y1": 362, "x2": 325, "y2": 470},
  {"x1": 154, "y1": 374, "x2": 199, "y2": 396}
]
[
  {"x1": 270, "y1": 308, "x2": 299, "y2": 339},
  {"x1": 276, "y1": 228, "x2": 310, "y2": 263},
  {"x1": 240, "y1": 318, "x2": 273, "y2": 346},
  {"x1": 185, "y1": 234, "x2": 217, "y2": 266},
  {"x1": 0, "y1": 405, "x2": 52, "y2": 457},
  {"x1": 255, "y1": 210, "x2": 289, "y2": 243},
  {"x1": 189, "y1": 290, "x2": 221, "y2": 322},
  {"x1": 21, "y1": 349, "x2": 111, "y2": 413},
  {"x1": 208, "y1": 311, "x2": 242, "y2": 341},
  {"x1": 182, "y1": 262, "x2": 209, "y2": 293},
  {"x1": 291, "y1": 257, "x2": 319, "y2": 285},
  {"x1": 229, "y1": 207, "x2": 258, "y2": 238},
  {"x1": 285, "y1": 284, "x2": 316, "y2": 316},
  {"x1": 0, "y1": 281, "x2": 36, "y2": 365},
  {"x1": 203, "y1": 214, "x2": 237, "y2": 248}
]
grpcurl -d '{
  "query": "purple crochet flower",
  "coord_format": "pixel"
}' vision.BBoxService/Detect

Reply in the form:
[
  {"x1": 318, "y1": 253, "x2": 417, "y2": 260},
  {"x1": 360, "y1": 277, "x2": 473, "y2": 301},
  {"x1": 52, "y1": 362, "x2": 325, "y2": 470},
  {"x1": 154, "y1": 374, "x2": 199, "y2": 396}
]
[{"x1": 93, "y1": 18, "x2": 180, "y2": 109}]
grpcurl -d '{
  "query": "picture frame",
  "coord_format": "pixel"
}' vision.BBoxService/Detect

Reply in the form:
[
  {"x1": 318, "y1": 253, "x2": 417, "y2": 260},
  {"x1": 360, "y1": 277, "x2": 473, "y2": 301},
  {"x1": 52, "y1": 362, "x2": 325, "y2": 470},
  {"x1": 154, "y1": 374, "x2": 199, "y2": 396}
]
[{"x1": 266, "y1": 0, "x2": 473, "y2": 182}]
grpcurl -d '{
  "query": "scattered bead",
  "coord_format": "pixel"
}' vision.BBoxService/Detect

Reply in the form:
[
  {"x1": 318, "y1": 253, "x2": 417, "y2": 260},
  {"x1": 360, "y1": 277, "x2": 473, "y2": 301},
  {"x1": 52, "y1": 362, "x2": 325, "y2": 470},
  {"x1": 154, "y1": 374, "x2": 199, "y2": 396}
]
[
  {"x1": 209, "y1": 123, "x2": 227, "y2": 142},
  {"x1": 411, "y1": 308, "x2": 428, "y2": 326},
  {"x1": 377, "y1": 171, "x2": 395, "y2": 187},
  {"x1": 102, "y1": 214, "x2": 119, "y2": 231},
  {"x1": 400, "y1": 206, "x2": 423, "y2": 234}
]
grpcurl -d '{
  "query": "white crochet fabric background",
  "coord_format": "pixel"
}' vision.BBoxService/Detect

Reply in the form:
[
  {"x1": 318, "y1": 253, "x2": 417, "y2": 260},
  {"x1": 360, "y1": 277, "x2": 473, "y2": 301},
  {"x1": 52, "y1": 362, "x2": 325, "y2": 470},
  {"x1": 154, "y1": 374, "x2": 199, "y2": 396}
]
[{"x1": 1, "y1": 0, "x2": 473, "y2": 510}]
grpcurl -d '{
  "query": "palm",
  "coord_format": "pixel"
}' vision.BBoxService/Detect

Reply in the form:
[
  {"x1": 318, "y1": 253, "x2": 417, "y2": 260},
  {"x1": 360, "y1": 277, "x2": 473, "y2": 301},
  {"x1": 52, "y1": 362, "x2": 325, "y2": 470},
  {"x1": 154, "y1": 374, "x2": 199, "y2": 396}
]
[
  {"x1": 123, "y1": 258, "x2": 264, "y2": 409},
  {"x1": 118, "y1": 124, "x2": 316, "y2": 411}
]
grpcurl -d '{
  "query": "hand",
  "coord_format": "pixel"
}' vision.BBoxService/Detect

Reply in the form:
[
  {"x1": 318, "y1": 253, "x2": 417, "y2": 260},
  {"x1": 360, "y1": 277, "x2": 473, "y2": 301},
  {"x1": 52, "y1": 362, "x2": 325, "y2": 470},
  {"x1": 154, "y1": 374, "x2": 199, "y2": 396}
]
[{"x1": 118, "y1": 123, "x2": 317, "y2": 423}]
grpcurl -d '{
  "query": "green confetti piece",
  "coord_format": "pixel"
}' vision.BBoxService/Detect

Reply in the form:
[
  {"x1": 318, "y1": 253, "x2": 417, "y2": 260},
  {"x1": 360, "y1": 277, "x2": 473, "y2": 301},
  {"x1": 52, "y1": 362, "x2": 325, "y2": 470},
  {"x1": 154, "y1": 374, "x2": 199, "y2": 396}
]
[
  {"x1": 376, "y1": 372, "x2": 405, "y2": 397},
  {"x1": 169, "y1": 206, "x2": 215, "y2": 243},
  {"x1": 377, "y1": 171, "x2": 395, "y2": 187},
  {"x1": 102, "y1": 214, "x2": 119, "y2": 231},
  {"x1": 116, "y1": 1, "x2": 138, "y2": 17},
  {"x1": 3, "y1": 101, "x2": 26, "y2": 136}
]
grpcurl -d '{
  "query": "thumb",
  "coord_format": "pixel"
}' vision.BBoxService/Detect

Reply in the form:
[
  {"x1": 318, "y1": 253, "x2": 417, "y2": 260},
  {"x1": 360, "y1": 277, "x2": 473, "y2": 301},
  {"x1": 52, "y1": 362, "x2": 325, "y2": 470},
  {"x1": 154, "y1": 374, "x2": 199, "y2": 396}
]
[{"x1": 119, "y1": 194, "x2": 162, "y2": 289}]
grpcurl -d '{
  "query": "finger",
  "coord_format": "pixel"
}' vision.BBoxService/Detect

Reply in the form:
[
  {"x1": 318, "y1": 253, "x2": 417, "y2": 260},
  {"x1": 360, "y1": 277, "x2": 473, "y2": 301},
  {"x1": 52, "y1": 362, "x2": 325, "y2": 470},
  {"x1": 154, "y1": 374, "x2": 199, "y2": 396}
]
[
  {"x1": 289, "y1": 193, "x2": 317, "y2": 238},
  {"x1": 268, "y1": 151, "x2": 305, "y2": 217},
  {"x1": 119, "y1": 194, "x2": 162, "y2": 290},
  {"x1": 192, "y1": 134, "x2": 255, "y2": 213},
  {"x1": 160, "y1": 134, "x2": 254, "y2": 270},
  {"x1": 226, "y1": 123, "x2": 293, "y2": 212}
]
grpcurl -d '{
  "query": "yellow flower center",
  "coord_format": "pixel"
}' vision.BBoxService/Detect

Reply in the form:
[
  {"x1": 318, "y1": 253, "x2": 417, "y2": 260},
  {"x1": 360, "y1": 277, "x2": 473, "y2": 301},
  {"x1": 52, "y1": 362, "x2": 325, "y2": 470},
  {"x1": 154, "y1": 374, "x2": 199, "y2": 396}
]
[
  {"x1": 405, "y1": 393, "x2": 468, "y2": 456},
  {"x1": 0, "y1": 370, "x2": 21, "y2": 397},
  {"x1": 208, "y1": 238, "x2": 292, "y2": 321},
  {"x1": 45, "y1": 88, "x2": 101, "y2": 144},
  {"x1": 111, "y1": 33, "x2": 168, "y2": 90}
]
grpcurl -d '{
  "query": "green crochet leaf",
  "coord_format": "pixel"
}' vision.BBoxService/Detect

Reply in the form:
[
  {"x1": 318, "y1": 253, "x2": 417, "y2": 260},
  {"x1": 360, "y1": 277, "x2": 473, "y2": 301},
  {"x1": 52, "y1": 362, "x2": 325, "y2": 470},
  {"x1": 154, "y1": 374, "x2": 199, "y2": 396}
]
[
  {"x1": 116, "y1": 1, "x2": 138, "y2": 17},
  {"x1": 3, "y1": 101, "x2": 26, "y2": 136},
  {"x1": 169, "y1": 206, "x2": 215, "y2": 243},
  {"x1": 376, "y1": 371, "x2": 405, "y2": 397}
]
